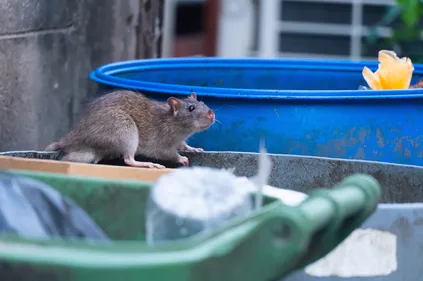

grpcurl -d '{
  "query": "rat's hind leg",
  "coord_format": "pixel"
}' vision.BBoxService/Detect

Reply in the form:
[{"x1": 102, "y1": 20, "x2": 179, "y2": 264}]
[
  {"x1": 119, "y1": 127, "x2": 166, "y2": 169},
  {"x1": 124, "y1": 156, "x2": 165, "y2": 169}
]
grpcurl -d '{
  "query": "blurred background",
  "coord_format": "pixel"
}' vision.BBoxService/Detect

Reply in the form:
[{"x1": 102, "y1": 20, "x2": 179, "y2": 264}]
[
  {"x1": 0, "y1": 0, "x2": 422, "y2": 151},
  {"x1": 165, "y1": 0, "x2": 423, "y2": 62}
]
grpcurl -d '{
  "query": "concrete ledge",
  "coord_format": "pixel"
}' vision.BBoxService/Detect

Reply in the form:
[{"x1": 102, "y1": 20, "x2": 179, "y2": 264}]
[{"x1": 1, "y1": 150, "x2": 422, "y2": 203}]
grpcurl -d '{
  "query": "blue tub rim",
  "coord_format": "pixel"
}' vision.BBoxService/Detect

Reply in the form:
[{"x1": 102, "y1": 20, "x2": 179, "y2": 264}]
[{"x1": 89, "y1": 57, "x2": 423, "y2": 100}]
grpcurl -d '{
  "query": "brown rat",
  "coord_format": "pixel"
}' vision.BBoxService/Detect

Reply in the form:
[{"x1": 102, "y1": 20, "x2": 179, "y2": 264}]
[{"x1": 45, "y1": 90, "x2": 215, "y2": 168}]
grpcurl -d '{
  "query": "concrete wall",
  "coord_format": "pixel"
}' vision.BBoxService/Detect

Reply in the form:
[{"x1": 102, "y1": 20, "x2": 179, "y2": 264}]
[{"x1": 0, "y1": 0, "x2": 150, "y2": 151}]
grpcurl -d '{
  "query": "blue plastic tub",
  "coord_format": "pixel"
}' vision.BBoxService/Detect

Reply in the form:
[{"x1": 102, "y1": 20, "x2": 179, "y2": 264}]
[{"x1": 90, "y1": 58, "x2": 423, "y2": 166}]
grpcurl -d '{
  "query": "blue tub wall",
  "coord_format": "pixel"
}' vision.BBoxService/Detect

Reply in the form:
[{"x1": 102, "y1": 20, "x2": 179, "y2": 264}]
[
  {"x1": 108, "y1": 59, "x2": 423, "y2": 92},
  {"x1": 116, "y1": 66, "x2": 371, "y2": 90},
  {"x1": 192, "y1": 98, "x2": 423, "y2": 165},
  {"x1": 91, "y1": 58, "x2": 423, "y2": 166}
]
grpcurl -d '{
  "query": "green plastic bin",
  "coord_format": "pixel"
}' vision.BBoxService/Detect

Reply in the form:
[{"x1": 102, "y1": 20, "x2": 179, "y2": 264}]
[{"x1": 0, "y1": 170, "x2": 380, "y2": 281}]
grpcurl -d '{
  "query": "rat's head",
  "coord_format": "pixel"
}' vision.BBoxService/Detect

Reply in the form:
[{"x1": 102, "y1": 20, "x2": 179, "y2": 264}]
[{"x1": 167, "y1": 92, "x2": 215, "y2": 133}]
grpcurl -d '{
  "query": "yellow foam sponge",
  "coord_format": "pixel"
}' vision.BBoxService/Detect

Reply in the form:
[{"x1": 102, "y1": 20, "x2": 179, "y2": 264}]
[{"x1": 362, "y1": 50, "x2": 414, "y2": 90}]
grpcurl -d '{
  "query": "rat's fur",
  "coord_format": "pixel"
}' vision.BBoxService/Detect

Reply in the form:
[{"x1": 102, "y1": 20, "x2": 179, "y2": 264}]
[{"x1": 45, "y1": 90, "x2": 215, "y2": 168}]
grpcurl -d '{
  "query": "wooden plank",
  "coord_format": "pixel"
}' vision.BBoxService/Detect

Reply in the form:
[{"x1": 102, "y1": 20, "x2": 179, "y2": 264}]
[{"x1": 0, "y1": 156, "x2": 172, "y2": 183}]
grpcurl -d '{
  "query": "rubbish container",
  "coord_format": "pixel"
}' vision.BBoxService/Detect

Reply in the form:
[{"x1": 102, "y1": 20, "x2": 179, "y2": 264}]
[
  {"x1": 1, "y1": 150, "x2": 422, "y2": 280},
  {"x1": 0, "y1": 168, "x2": 379, "y2": 281},
  {"x1": 89, "y1": 58, "x2": 423, "y2": 166},
  {"x1": 185, "y1": 152, "x2": 423, "y2": 280}
]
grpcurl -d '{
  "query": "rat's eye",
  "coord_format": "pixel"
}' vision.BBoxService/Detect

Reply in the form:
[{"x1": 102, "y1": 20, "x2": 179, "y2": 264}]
[{"x1": 188, "y1": 105, "x2": 196, "y2": 112}]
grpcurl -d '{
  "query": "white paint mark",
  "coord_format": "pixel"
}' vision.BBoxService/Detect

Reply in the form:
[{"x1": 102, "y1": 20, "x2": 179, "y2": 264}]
[{"x1": 305, "y1": 228, "x2": 397, "y2": 277}]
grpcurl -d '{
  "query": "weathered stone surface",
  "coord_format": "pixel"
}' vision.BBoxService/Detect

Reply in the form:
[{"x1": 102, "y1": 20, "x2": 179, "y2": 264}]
[
  {"x1": 0, "y1": 0, "x2": 143, "y2": 151},
  {"x1": 0, "y1": 32, "x2": 78, "y2": 150},
  {"x1": 0, "y1": 0, "x2": 77, "y2": 34}
]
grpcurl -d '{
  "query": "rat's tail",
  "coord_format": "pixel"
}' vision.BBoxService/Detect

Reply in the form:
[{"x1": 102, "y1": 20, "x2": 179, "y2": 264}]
[{"x1": 44, "y1": 141, "x2": 63, "y2": 151}]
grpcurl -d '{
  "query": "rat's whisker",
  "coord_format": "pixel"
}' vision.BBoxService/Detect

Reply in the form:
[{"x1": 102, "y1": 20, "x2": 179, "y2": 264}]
[
  {"x1": 213, "y1": 104, "x2": 239, "y2": 112},
  {"x1": 214, "y1": 114, "x2": 230, "y2": 119}
]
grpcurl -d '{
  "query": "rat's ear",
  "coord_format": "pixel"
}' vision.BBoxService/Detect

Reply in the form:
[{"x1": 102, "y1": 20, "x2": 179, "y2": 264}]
[
  {"x1": 190, "y1": 91, "x2": 197, "y2": 100},
  {"x1": 167, "y1": 97, "x2": 181, "y2": 114}
]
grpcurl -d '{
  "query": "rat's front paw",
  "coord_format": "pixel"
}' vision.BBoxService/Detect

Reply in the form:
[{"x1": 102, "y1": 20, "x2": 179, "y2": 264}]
[
  {"x1": 185, "y1": 145, "x2": 204, "y2": 153},
  {"x1": 177, "y1": 155, "x2": 189, "y2": 166}
]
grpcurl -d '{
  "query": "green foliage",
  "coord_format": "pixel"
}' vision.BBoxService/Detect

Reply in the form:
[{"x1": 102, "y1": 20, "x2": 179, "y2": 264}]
[
  {"x1": 398, "y1": 0, "x2": 421, "y2": 28},
  {"x1": 366, "y1": 0, "x2": 423, "y2": 63}
]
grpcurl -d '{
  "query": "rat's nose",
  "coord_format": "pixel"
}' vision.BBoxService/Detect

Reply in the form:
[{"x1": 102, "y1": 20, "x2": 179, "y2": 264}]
[{"x1": 207, "y1": 109, "x2": 215, "y2": 120}]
